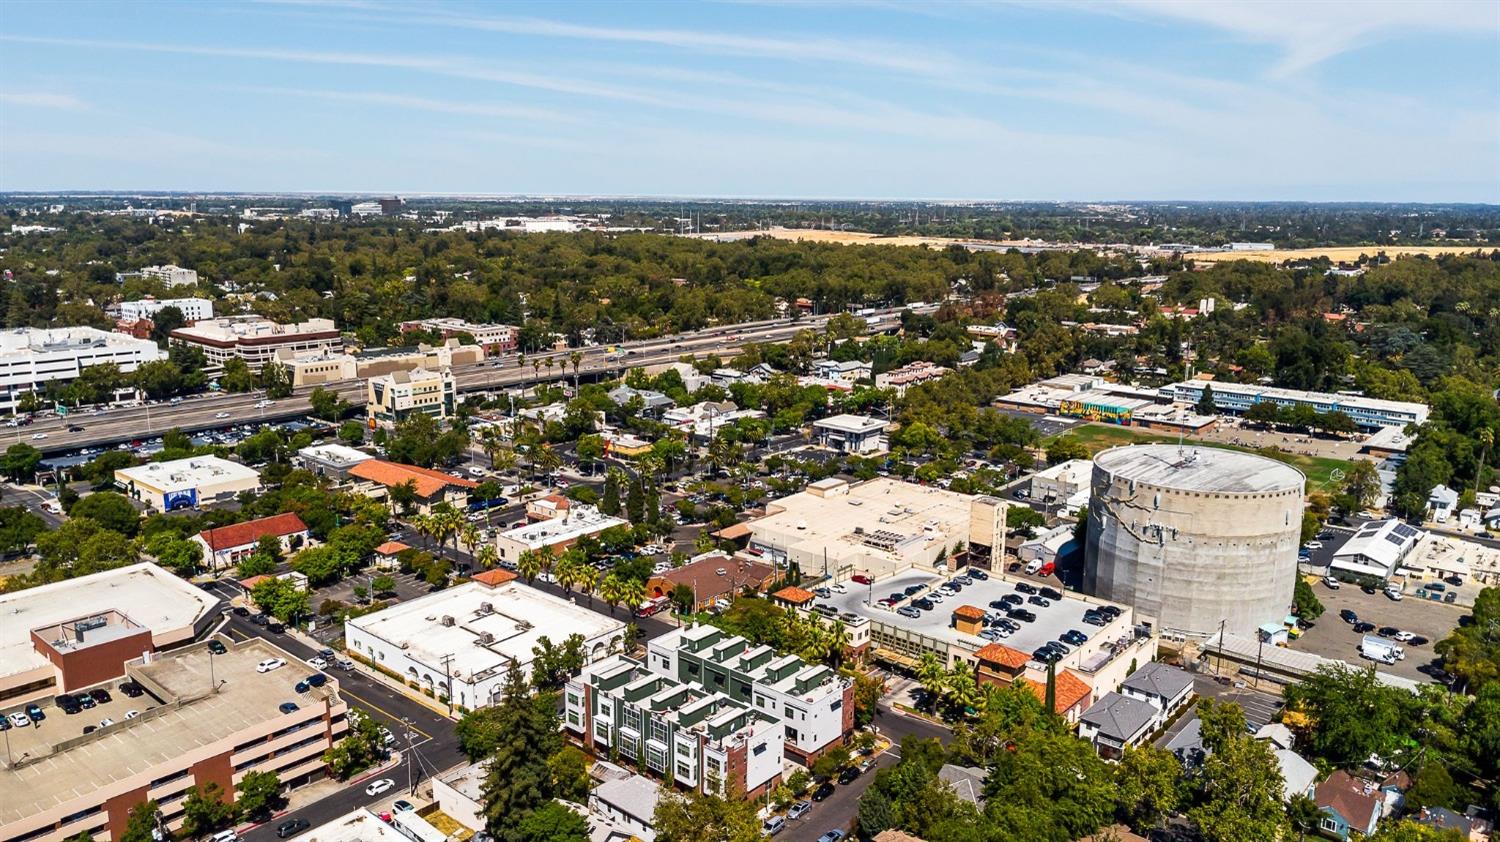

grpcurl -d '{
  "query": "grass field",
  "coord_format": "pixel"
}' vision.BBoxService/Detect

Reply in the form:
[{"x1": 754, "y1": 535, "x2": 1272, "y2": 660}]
[{"x1": 1046, "y1": 423, "x2": 1351, "y2": 494}]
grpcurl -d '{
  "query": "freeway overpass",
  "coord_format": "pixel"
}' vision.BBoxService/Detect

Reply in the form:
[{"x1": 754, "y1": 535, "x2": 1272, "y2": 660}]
[{"x1": 15, "y1": 307, "x2": 924, "y2": 456}]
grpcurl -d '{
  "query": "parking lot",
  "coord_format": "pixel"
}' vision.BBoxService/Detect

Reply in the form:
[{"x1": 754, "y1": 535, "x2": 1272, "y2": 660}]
[
  {"x1": 2, "y1": 667, "x2": 168, "y2": 758},
  {"x1": 1287, "y1": 578, "x2": 1465, "y2": 682}
]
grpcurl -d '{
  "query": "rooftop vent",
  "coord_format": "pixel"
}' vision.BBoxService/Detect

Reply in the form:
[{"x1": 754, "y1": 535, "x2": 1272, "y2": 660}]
[{"x1": 441, "y1": 615, "x2": 455, "y2": 627}]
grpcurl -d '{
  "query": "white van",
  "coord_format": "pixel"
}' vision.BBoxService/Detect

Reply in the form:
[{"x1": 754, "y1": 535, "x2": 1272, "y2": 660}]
[
  {"x1": 1024, "y1": 559, "x2": 1043, "y2": 575},
  {"x1": 209, "y1": 831, "x2": 239, "y2": 842}
]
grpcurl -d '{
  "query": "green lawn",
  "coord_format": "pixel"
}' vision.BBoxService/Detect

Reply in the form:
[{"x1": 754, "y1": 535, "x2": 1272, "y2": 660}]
[{"x1": 1046, "y1": 423, "x2": 1352, "y2": 495}]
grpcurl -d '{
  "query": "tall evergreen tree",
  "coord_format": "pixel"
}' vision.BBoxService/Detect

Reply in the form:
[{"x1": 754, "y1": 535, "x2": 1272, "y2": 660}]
[
  {"x1": 481, "y1": 663, "x2": 561, "y2": 842},
  {"x1": 601, "y1": 472, "x2": 621, "y2": 516}
]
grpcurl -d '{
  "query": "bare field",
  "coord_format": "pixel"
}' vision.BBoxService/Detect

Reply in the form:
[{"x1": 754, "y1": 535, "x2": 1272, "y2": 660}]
[{"x1": 1189, "y1": 245, "x2": 1482, "y2": 264}]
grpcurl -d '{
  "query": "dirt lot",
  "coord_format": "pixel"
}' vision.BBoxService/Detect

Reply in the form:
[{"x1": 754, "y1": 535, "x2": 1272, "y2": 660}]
[
  {"x1": 1190, "y1": 245, "x2": 1478, "y2": 265},
  {"x1": 1289, "y1": 578, "x2": 1467, "y2": 683}
]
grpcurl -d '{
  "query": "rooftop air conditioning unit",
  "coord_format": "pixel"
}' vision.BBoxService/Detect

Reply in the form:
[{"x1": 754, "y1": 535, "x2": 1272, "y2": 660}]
[
  {"x1": 479, "y1": 602, "x2": 493, "y2": 614},
  {"x1": 441, "y1": 615, "x2": 455, "y2": 627}
]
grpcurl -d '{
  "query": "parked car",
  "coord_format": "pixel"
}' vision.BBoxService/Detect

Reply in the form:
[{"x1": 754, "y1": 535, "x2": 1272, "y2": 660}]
[
  {"x1": 280, "y1": 702, "x2": 300, "y2": 714},
  {"x1": 89, "y1": 689, "x2": 111, "y2": 704},
  {"x1": 26, "y1": 703, "x2": 45, "y2": 722},
  {"x1": 1014, "y1": 582, "x2": 1037, "y2": 595},
  {"x1": 1038, "y1": 587, "x2": 1062, "y2": 601},
  {"x1": 119, "y1": 681, "x2": 144, "y2": 697},
  {"x1": 207, "y1": 640, "x2": 227, "y2": 654},
  {"x1": 968, "y1": 569, "x2": 988, "y2": 580},
  {"x1": 392, "y1": 800, "x2": 416, "y2": 813},
  {"x1": 1322, "y1": 576, "x2": 1341, "y2": 590},
  {"x1": 811, "y1": 782, "x2": 835, "y2": 802},
  {"x1": 763, "y1": 816, "x2": 785, "y2": 836},
  {"x1": 365, "y1": 778, "x2": 396, "y2": 796},
  {"x1": 816, "y1": 832, "x2": 846, "y2": 842},
  {"x1": 308, "y1": 657, "x2": 328, "y2": 669},
  {"x1": 896, "y1": 606, "x2": 922, "y2": 619},
  {"x1": 276, "y1": 819, "x2": 310, "y2": 838},
  {"x1": 1353, "y1": 621, "x2": 1376, "y2": 634},
  {"x1": 1027, "y1": 595, "x2": 1051, "y2": 608},
  {"x1": 8, "y1": 712, "x2": 31, "y2": 728},
  {"x1": 257, "y1": 658, "x2": 287, "y2": 673},
  {"x1": 1339, "y1": 609, "x2": 1358, "y2": 623},
  {"x1": 837, "y1": 765, "x2": 860, "y2": 784},
  {"x1": 1007, "y1": 608, "x2": 1037, "y2": 623},
  {"x1": 788, "y1": 800, "x2": 812, "y2": 820}
]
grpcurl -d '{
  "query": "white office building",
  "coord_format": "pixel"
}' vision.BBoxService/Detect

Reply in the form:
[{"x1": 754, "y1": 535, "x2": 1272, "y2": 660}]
[
  {"x1": 139, "y1": 264, "x2": 200, "y2": 287},
  {"x1": 345, "y1": 577, "x2": 625, "y2": 709},
  {"x1": 495, "y1": 505, "x2": 628, "y2": 565},
  {"x1": 0, "y1": 327, "x2": 166, "y2": 412},
  {"x1": 171, "y1": 316, "x2": 342, "y2": 372},
  {"x1": 1329, "y1": 519, "x2": 1426, "y2": 580},
  {"x1": 813, "y1": 414, "x2": 888, "y2": 454},
  {"x1": 118, "y1": 297, "x2": 214, "y2": 322},
  {"x1": 115, "y1": 456, "x2": 262, "y2": 512}
]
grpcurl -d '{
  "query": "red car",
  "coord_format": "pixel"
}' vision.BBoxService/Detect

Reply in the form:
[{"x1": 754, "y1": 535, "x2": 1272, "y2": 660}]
[
  {"x1": 1037, "y1": 562, "x2": 1056, "y2": 577},
  {"x1": 851, "y1": 574, "x2": 872, "y2": 585}
]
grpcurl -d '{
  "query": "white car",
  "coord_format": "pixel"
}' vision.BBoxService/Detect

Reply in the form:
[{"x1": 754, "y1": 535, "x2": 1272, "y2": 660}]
[
  {"x1": 98, "y1": 718, "x2": 115, "y2": 728},
  {"x1": 1322, "y1": 576, "x2": 1341, "y2": 590},
  {"x1": 467, "y1": 466, "x2": 485, "y2": 477},
  {"x1": 8, "y1": 712, "x2": 30, "y2": 728},
  {"x1": 308, "y1": 657, "x2": 328, "y2": 670},
  {"x1": 1395, "y1": 630, "x2": 1416, "y2": 642},
  {"x1": 215, "y1": 412, "x2": 231, "y2": 419},
  {"x1": 125, "y1": 709, "x2": 141, "y2": 719},
  {"x1": 256, "y1": 657, "x2": 287, "y2": 673},
  {"x1": 256, "y1": 400, "x2": 273, "y2": 408},
  {"x1": 365, "y1": 779, "x2": 396, "y2": 797},
  {"x1": 1304, "y1": 541, "x2": 1323, "y2": 550},
  {"x1": 831, "y1": 583, "x2": 847, "y2": 594},
  {"x1": 30, "y1": 433, "x2": 46, "y2": 440}
]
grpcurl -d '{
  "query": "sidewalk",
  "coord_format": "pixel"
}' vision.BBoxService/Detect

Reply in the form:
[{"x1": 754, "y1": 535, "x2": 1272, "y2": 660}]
[{"x1": 238, "y1": 750, "x2": 403, "y2": 833}]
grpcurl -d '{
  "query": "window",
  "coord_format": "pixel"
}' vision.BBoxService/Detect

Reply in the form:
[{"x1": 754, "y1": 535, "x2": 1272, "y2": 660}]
[
  {"x1": 1320, "y1": 818, "x2": 1339, "y2": 833},
  {"x1": 829, "y1": 699, "x2": 842, "y2": 712},
  {"x1": 753, "y1": 742, "x2": 767, "y2": 756}
]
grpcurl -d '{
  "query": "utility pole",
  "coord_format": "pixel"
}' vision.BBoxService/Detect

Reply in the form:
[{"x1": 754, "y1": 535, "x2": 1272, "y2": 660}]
[
  {"x1": 1215, "y1": 618, "x2": 1227, "y2": 677},
  {"x1": 440, "y1": 653, "x2": 455, "y2": 716}
]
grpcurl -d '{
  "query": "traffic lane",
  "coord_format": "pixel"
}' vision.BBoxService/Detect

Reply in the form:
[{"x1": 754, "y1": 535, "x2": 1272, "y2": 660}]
[
  {"x1": 781, "y1": 753, "x2": 898, "y2": 842},
  {"x1": 239, "y1": 755, "x2": 418, "y2": 842},
  {"x1": 2, "y1": 483, "x2": 64, "y2": 527}
]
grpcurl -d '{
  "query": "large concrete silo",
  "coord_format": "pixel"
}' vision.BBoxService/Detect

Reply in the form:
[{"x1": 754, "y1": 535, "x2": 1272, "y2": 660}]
[{"x1": 1083, "y1": 444, "x2": 1305, "y2": 636}]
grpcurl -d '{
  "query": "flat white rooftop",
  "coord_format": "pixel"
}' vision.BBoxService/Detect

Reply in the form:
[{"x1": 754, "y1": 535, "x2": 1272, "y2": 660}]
[
  {"x1": 500, "y1": 506, "x2": 627, "y2": 549},
  {"x1": 0, "y1": 562, "x2": 219, "y2": 682},
  {"x1": 298, "y1": 443, "x2": 374, "y2": 467},
  {"x1": 115, "y1": 455, "x2": 260, "y2": 492},
  {"x1": 814, "y1": 414, "x2": 888, "y2": 434},
  {"x1": 1094, "y1": 444, "x2": 1304, "y2": 495},
  {"x1": 300, "y1": 810, "x2": 408, "y2": 842},
  {"x1": 347, "y1": 581, "x2": 624, "y2": 682}
]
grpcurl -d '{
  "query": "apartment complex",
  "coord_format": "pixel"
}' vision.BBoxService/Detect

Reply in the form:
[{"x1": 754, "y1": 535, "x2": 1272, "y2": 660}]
[
  {"x1": 366, "y1": 367, "x2": 456, "y2": 430},
  {"x1": 170, "y1": 316, "x2": 342, "y2": 372},
  {"x1": 400, "y1": 318, "x2": 516, "y2": 354},
  {"x1": 0, "y1": 327, "x2": 166, "y2": 413},
  {"x1": 874, "y1": 361, "x2": 951, "y2": 396},
  {"x1": 0, "y1": 638, "x2": 347, "y2": 842},
  {"x1": 346, "y1": 576, "x2": 625, "y2": 708},
  {"x1": 117, "y1": 297, "x2": 214, "y2": 323},
  {"x1": 115, "y1": 456, "x2": 261, "y2": 512},
  {"x1": 1160, "y1": 380, "x2": 1429, "y2": 430},
  {"x1": 0, "y1": 562, "x2": 220, "y2": 705},
  {"x1": 565, "y1": 624, "x2": 852, "y2": 798}
]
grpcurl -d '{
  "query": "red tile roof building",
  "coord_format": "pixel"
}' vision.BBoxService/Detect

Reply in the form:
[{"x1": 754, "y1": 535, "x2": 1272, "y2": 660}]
[{"x1": 193, "y1": 512, "x2": 309, "y2": 572}]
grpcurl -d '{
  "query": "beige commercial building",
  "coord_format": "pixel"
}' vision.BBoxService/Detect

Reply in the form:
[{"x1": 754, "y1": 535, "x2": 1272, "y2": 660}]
[
  {"x1": 744, "y1": 477, "x2": 1002, "y2": 581},
  {"x1": 366, "y1": 366, "x2": 456, "y2": 430},
  {"x1": 171, "y1": 315, "x2": 342, "y2": 372},
  {"x1": 0, "y1": 638, "x2": 347, "y2": 842},
  {"x1": 279, "y1": 340, "x2": 484, "y2": 388},
  {"x1": 115, "y1": 456, "x2": 261, "y2": 512}
]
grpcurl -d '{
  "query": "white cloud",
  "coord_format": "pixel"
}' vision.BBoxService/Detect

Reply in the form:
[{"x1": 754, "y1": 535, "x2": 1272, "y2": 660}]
[
  {"x1": 234, "y1": 86, "x2": 578, "y2": 123},
  {"x1": 1084, "y1": 0, "x2": 1500, "y2": 77},
  {"x1": 0, "y1": 92, "x2": 87, "y2": 110}
]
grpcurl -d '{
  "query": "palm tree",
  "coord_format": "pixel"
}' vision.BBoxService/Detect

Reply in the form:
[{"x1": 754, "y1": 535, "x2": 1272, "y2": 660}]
[
  {"x1": 534, "y1": 445, "x2": 563, "y2": 481},
  {"x1": 517, "y1": 548, "x2": 549, "y2": 585},
  {"x1": 389, "y1": 479, "x2": 419, "y2": 516},
  {"x1": 945, "y1": 661, "x2": 979, "y2": 717},
  {"x1": 490, "y1": 445, "x2": 517, "y2": 477},
  {"x1": 619, "y1": 577, "x2": 647, "y2": 617},
  {"x1": 545, "y1": 357, "x2": 556, "y2": 382},
  {"x1": 554, "y1": 549, "x2": 583, "y2": 595},
  {"x1": 459, "y1": 523, "x2": 480, "y2": 555},
  {"x1": 600, "y1": 573, "x2": 628, "y2": 615},
  {"x1": 825, "y1": 620, "x2": 851, "y2": 668},
  {"x1": 410, "y1": 513, "x2": 435, "y2": 553},
  {"x1": 569, "y1": 351, "x2": 583, "y2": 391},
  {"x1": 1476, "y1": 426, "x2": 1494, "y2": 496},
  {"x1": 532, "y1": 359, "x2": 541, "y2": 382},
  {"x1": 576, "y1": 565, "x2": 600, "y2": 606},
  {"x1": 916, "y1": 653, "x2": 946, "y2": 712},
  {"x1": 475, "y1": 544, "x2": 499, "y2": 570}
]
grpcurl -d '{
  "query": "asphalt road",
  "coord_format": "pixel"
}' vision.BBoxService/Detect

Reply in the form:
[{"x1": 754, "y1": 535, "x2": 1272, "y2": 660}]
[
  {"x1": 215, "y1": 611, "x2": 466, "y2": 842},
  {"x1": 22, "y1": 307, "x2": 930, "y2": 456}
]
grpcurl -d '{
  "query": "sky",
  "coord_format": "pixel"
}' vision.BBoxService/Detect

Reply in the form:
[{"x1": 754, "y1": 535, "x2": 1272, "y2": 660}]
[{"x1": 1, "y1": 0, "x2": 1497, "y2": 202}]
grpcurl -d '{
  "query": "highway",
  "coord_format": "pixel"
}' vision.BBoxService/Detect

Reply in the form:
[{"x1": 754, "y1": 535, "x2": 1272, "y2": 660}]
[{"x1": 16, "y1": 308, "x2": 921, "y2": 456}]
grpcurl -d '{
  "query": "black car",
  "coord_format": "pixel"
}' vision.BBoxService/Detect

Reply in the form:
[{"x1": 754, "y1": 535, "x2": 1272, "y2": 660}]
[
  {"x1": 207, "y1": 640, "x2": 227, "y2": 655},
  {"x1": 1031, "y1": 647, "x2": 1061, "y2": 664},
  {"x1": 1014, "y1": 582, "x2": 1038, "y2": 595},
  {"x1": 279, "y1": 702, "x2": 300, "y2": 714},
  {"x1": 1353, "y1": 621, "x2": 1376, "y2": 634},
  {"x1": 25, "y1": 703, "x2": 45, "y2": 722},
  {"x1": 1000, "y1": 593, "x2": 1023, "y2": 606},
  {"x1": 886, "y1": 593, "x2": 905, "y2": 603},
  {"x1": 1409, "y1": 636, "x2": 1430, "y2": 646},
  {"x1": 912, "y1": 598, "x2": 935, "y2": 611},
  {"x1": 812, "y1": 782, "x2": 836, "y2": 802},
  {"x1": 1007, "y1": 608, "x2": 1036, "y2": 623},
  {"x1": 268, "y1": 622, "x2": 286, "y2": 634},
  {"x1": 1038, "y1": 587, "x2": 1063, "y2": 601},
  {"x1": 232, "y1": 606, "x2": 249, "y2": 616},
  {"x1": 306, "y1": 673, "x2": 328, "y2": 688},
  {"x1": 904, "y1": 585, "x2": 925, "y2": 596},
  {"x1": 277, "y1": 819, "x2": 310, "y2": 839},
  {"x1": 1046, "y1": 640, "x2": 1071, "y2": 655},
  {"x1": 82, "y1": 724, "x2": 97, "y2": 735},
  {"x1": 58, "y1": 695, "x2": 81, "y2": 714},
  {"x1": 1027, "y1": 595, "x2": 1051, "y2": 608},
  {"x1": 968, "y1": 569, "x2": 988, "y2": 580},
  {"x1": 79, "y1": 693, "x2": 97, "y2": 709},
  {"x1": 1097, "y1": 605, "x2": 1122, "y2": 619},
  {"x1": 250, "y1": 613, "x2": 270, "y2": 626},
  {"x1": 1061, "y1": 630, "x2": 1088, "y2": 646},
  {"x1": 90, "y1": 688, "x2": 111, "y2": 704},
  {"x1": 119, "y1": 681, "x2": 144, "y2": 698},
  {"x1": 1378, "y1": 626, "x2": 1400, "y2": 638},
  {"x1": 1339, "y1": 609, "x2": 1358, "y2": 624},
  {"x1": 837, "y1": 766, "x2": 860, "y2": 785}
]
